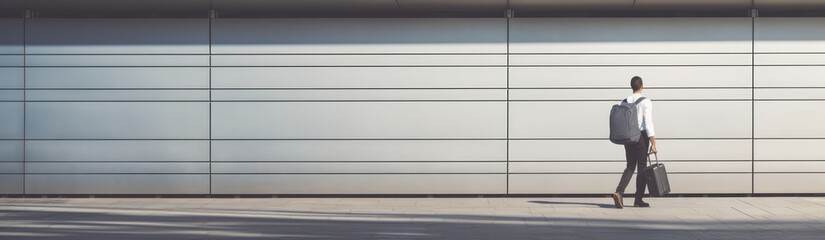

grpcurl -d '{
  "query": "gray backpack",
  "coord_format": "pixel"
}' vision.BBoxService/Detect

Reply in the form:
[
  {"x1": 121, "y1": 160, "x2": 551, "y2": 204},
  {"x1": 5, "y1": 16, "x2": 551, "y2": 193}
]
[{"x1": 609, "y1": 97, "x2": 646, "y2": 145}]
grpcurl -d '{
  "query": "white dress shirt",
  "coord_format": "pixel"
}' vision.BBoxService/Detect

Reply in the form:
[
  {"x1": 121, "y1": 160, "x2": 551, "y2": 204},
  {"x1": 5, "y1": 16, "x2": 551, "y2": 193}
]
[{"x1": 624, "y1": 93, "x2": 655, "y2": 137}]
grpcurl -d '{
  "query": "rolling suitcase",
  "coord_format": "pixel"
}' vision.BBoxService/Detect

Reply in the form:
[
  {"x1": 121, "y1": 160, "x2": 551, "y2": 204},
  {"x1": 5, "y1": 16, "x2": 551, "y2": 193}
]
[{"x1": 643, "y1": 152, "x2": 671, "y2": 197}]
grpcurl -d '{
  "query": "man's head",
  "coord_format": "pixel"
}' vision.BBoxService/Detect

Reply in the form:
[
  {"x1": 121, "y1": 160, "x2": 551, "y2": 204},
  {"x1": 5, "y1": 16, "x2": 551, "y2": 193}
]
[{"x1": 630, "y1": 76, "x2": 643, "y2": 92}]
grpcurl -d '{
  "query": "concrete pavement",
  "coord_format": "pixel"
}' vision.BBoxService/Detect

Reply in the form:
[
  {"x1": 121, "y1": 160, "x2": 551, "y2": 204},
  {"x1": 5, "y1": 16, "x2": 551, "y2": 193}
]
[{"x1": 1, "y1": 197, "x2": 824, "y2": 239}]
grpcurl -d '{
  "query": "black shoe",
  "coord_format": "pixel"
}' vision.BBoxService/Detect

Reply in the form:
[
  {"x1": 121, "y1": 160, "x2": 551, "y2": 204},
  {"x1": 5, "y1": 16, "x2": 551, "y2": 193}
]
[
  {"x1": 633, "y1": 200, "x2": 650, "y2": 208},
  {"x1": 611, "y1": 192, "x2": 623, "y2": 209}
]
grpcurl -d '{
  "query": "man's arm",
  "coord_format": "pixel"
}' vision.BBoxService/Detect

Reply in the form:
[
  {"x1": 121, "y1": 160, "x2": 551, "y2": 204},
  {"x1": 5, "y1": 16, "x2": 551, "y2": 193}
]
[{"x1": 645, "y1": 100, "x2": 657, "y2": 153}]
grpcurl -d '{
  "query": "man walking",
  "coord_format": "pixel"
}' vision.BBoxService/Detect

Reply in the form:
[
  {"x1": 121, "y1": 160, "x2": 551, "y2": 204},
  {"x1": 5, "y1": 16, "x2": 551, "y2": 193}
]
[{"x1": 612, "y1": 76, "x2": 657, "y2": 208}]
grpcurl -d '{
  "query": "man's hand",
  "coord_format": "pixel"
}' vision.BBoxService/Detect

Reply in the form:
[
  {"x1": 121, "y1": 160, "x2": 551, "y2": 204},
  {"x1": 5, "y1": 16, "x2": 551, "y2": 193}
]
[{"x1": 650, "y1": 144, "x2": 658, "y2": 154}]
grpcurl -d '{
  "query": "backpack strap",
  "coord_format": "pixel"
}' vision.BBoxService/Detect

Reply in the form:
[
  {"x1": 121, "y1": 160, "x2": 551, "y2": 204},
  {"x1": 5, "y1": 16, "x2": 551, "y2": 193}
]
[{"x1": 626, "y1": 97, "x2": 647, "y2": 106}]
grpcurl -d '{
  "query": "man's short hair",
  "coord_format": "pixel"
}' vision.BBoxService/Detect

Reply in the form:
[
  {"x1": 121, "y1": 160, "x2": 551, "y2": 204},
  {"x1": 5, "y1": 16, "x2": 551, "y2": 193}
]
[{"x1": 631, "y1": 76, "x2": 643, "y2": 91}]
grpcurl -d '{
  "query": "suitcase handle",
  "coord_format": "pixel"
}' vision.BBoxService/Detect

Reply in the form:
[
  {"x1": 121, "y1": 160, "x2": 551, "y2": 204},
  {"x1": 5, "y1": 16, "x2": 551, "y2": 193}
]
[{"x1": 647, "y1": 148, "x2": 660, "y2": 166}]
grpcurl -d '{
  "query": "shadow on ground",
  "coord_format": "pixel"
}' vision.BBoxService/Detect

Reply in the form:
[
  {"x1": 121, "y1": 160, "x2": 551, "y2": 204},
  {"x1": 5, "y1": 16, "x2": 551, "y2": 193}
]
[
  {"x1": 0, "y1": 200, "x2": 823, "y2": 240},
  {"x1": 528, "y1": 200, "x2": 616, "y2": 209}
]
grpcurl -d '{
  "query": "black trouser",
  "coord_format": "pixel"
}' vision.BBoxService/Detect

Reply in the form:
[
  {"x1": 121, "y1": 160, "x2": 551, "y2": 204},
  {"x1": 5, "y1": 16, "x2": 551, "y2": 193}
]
[{"x1": 615, "y1": 131, "x2": 649, "y2": 201}]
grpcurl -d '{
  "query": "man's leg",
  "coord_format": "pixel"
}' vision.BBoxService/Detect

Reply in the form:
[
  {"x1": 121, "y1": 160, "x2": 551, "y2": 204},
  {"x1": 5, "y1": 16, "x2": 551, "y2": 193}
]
[
  {"x1": 615, "y1": 145, "x2": 636, "y2": 193},
  {"x1": 634, "y1": 134, "x2": 650, "y2": 206},
  {"x1": 613, "y1": 143, "x2": 638, "y2": 208}
]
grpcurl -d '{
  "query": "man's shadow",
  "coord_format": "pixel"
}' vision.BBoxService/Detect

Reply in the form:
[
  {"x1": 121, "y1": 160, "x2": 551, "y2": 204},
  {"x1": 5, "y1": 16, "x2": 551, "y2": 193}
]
[{"x1": 528, "y1": 200, "x2": 617, "y2": 209}]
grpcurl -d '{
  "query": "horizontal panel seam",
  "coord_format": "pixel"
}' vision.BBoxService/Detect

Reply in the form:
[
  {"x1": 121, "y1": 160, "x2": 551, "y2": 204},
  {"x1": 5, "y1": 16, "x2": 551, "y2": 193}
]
[
  {"x1": 21, "y1": 88, "x2": 510, "y2": 90},
  {"x1": 510, "y1": 160, "x2": 754, "y2": 162},
  {"x1": 25, "y1": 161, "x2": 509, "y2": 163},
  {"x1": 21, "y1": 53, "x2": 511, "y2": 56},
  {"x1": 8, "y1": 99, "x2": 770, "y2": 102},
  {"x1": 509, "y1": 53, "x2": 752, "y2": 55},
  {"x1": 17, "y1": 139, "x2": 510, "y2": 141},
  {"x1": 22, "y1": 173, "x2": 506, "y2": 175},
  {"x1": 509, "y1": 172, "x2": 752, "y2": 175},
  {"x1": 14, "y1": 100, "x2": 510, "y2": 102},
  {"x1": 25, "y1": 66, "x2": 508, "y2": 68},
  {"x1": 7, "y1": 87, "x2": 778, "y2": 90},
  {"x1": 510, "y1": 65, "x2": 753, "y2": 67},
  {"x1": 9, "y1": 160, "x2": 763, "y2": 163},
  {"x1": 12, "y1": 138, "x2": 823, "y2": 141}
]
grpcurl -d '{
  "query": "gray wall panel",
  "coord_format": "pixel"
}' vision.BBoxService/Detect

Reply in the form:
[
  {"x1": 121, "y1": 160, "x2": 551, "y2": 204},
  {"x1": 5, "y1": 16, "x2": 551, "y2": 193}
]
[
  {"x1": 26, "y1": 68, "x2": 209, "y2": 89},
  {"x1": 0, "y1": 90, "x2": 23, "y2": 101},
  {"x1": 0, "y1": 141, "x2": 22, "y2": 162},
  {"x1": 0, "y1": 55, "x2": 23, "y2": 66},
  {"x1": 510, "y1": 18, "x2": 752, "y2": 53},
  {"x1": 26, "y1": 163, "x2": 209, "y2": 174},
  {"x1": 26, "y1": 102, "x2": 209, "y2": 139},
  {"x1": 0, "y1": 19, "x2": 23, "y2": 54},
  {"x1": 212, "y1": 18, "x2": 506, "y2": 54},
  {"x1": 509, "y1": 0, "x2": 632, "y2": 11},
  {"x1": 755, "y1": 140, "x2": 825, "y2": 161},
  {"x1": 0, "y1": 162, "x2": 23, "y2": 174},
  {"x1": 0, "y1": 68, "x2": 23, "y2": 89},
  {"x1": 654, "y1": 101, "x2": 752, "y2": 138},
  {"x1": 212, "y1": 89, "x2": 505, "y2": 101},
  {"x1": 510, "y1": 66, "x2": 752, "y2": 88},
  {"x1": 509, "y1": 54, "x2": 751, "y2": 66},
  {"x1": 212, "y1": 140, "x2": 505, "y2": 162},
  {"x1": 25, "y1": 174, "x2": 209, "y2": 194},
  {"x1": 649, "y1": 140, "x2": 752, "y2": 161},
  {"x1": 755, "y1": 66, "x2": 825, "y2": 88},
  {"x1": 26, "y1": 18, "x2": 209, "y2": 54},
  {"x1": 510, "y1": 140, "x2": 625, "y2": 161},
  {"x1": 510, "y1": 140, "x2": 751, "y2": 161},
  {"x1": 212, "y1": 102, "x2": 506, "y2": 139},
  {"x1": 0, "y1": 175, "x2": 22, "y2": 194},
  {"x1": 755, "y1": 89, "x2": 825, "y2": 100},
  {"x1": 755, "y1": 18, "x2": 825, "y2": 53},
  {"x1": 26, "y1": 55, "x2": 209, "y2": 67},
  {"x1": 211, "y1": 55, "x2": 505, "y2": 67},
  {"x1": 755, "y1": 54, "x2": 825, "y2": 65},
  {"x1": 211, "y1": 174, "x2": 507, "y2": 194},
  {"x1": 27, "y1": 140, "x2": 208, "y2": 162},
  {"x1": 212, "y1": 163, "x2": 505, "y2": 174},
  {"x1": 755, "y1": 162, "x2": 825, "y2": 173},
  {"x1": 509, "y1": 101, "x2": 608, "y2": 139},
  {"x1": 510, "y1": 101, "x2": 751, "y2": 139},
  {"x1": 755, "y1": 101, "x2": 825, "y2": 138},
  {"x1": 27, "y1": 90, "x2": 209, "y2": 101},
  {"x1": 211, "y1": 67, "x2": 506, "y2": 89},
  {"x1": 209, "y1": 0, "x2": 399, "y2": 12},
  {"x1": 510, "y1": 89, "x2": 750, "y2": 101},
  {"x1": 0, "y1": 102, "x2": 23, "y2": 139},
  {"x1": 755, "y1": 174, "x2": 825, "y2": 193}
]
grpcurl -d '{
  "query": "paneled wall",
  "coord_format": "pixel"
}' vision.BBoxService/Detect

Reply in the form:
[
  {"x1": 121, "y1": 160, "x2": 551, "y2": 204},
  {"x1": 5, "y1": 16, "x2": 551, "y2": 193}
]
[
  {"x1": 0, "y1": 19, "x2": 24, "y2": 194},
  {"x1": 754, "y1": 18, "x2": 825, "y2": 194},
  {"x1": 508, "y1": 18, "x2": 754, "y2": 194},
  {"x1": 0, "y1": 16, "x2": 823, "y2": 195},
  {"x1": 23, "y1": 19, "x2": 210, "y2": 194},
  {"x1": 208, "y1": 18, "x2": 508, "y2": 194}
]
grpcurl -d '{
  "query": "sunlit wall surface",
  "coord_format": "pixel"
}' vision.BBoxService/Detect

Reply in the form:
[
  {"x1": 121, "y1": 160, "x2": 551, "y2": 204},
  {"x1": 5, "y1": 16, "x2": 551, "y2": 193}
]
[{"x1": 1, "y1": 11, "x2": 824, "y2": 195}]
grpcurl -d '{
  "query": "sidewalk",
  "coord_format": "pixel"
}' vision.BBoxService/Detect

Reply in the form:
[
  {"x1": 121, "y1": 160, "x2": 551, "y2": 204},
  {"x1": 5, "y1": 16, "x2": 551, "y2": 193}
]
[{"x1": 1, "y1": 197, "x2": 824, "y2": 239}]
